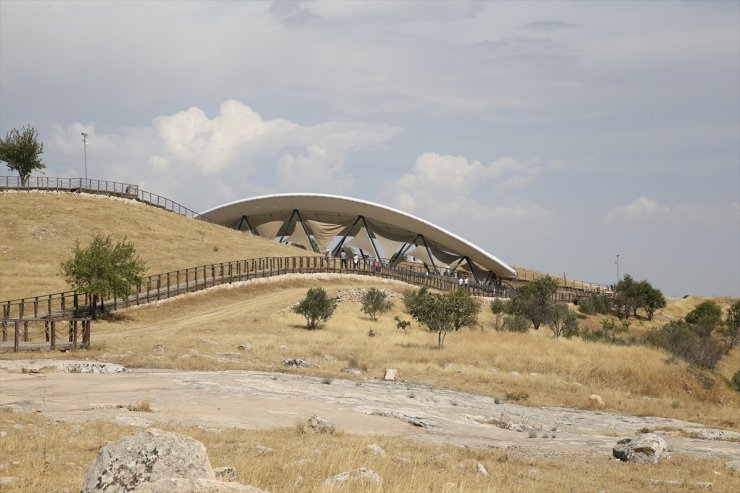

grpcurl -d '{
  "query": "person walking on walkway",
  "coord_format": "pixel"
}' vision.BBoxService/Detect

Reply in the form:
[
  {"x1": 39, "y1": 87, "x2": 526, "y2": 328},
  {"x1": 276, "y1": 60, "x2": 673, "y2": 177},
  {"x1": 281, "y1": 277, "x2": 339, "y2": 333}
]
[{"x1": 340, "y1": 250, "x2": 348, "y2": 269}]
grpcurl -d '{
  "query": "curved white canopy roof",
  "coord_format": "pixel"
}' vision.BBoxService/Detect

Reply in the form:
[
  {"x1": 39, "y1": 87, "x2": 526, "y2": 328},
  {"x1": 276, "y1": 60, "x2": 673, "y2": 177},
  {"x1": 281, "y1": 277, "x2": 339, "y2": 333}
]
[{"x1": 201, "y1": 193, "x2": 516, "y2": 278}]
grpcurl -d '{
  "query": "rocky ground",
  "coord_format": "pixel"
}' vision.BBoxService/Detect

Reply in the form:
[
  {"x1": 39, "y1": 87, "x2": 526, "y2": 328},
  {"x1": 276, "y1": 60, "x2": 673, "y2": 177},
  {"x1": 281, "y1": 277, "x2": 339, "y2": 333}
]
[{"x1": 1, "y1": 359, "x2": 739, "y2": 464}]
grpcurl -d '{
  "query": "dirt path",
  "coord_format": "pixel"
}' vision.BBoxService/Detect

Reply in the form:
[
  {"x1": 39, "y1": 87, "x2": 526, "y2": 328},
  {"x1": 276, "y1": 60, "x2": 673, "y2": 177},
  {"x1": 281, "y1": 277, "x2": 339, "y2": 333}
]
[{"x1": 1, "y1": 360, "x2": 739, "y2": 462}]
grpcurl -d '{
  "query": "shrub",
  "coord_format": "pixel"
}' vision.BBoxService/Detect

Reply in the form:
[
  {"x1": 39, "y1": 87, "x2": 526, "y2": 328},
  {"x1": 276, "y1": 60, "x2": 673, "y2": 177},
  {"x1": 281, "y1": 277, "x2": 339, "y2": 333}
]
[
  {"x1": 731, "y1": 370, "x2": 740, "y2": 392},
  {"x1": 562, "y1": 310, "x2": 580, "y2": 338},
  {"x1": 503, "y1": 314, "x2": 530, "y2": 333},
  {"x1": 394, "y1": 315, "x2": 411, "y2": 331},
  {"x1": 577, "y1": 295, "x2": 611, "y2": 315},
  {"x1": 361, "y1": 288, "x2": 392, "y2": 321},
  {"x1": 659, "y1": 320, "x2": 724, "y2": 369},
  {"x1": 490, "y1": 298, "x2": 509, "y2": 331},
  {"x1": 293, "y1": 287, "x2": 337, "y2": 329},
  {"x1": 581, "y1": 319, "x2": 629, "y2": 344}
]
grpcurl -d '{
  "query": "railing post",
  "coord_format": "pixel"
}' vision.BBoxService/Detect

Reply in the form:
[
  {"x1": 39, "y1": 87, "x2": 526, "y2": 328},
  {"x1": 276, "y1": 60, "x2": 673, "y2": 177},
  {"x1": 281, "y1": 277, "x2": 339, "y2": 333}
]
[
  {"x1": 23, "y1": 321, "x2": 29, "y2": 342},
  {"x1": 166, "y1": 272, "x2": 171, "y2": 299},
  {"x1": 156, "y1": 275, "x2": 162, "y2": 301},
  {"x1": 50, "y1": 320, "x2": 56, "y2": 349},
  {"x1": 14, "y1": 320, "x2": 19, "y2": 352}
]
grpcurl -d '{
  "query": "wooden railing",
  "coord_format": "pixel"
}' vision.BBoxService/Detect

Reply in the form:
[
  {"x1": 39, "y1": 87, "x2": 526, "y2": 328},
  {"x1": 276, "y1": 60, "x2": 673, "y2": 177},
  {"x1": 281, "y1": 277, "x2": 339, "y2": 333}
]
[
  {"x1": 0, "y1": 255, "x2": 606, "y2": 322},
  {"x1": 0, "y1": 318, "x2": 91, "y2": 352},
  {"x1": 0, "y1": 175, "x2": 208, "y2": 221}
]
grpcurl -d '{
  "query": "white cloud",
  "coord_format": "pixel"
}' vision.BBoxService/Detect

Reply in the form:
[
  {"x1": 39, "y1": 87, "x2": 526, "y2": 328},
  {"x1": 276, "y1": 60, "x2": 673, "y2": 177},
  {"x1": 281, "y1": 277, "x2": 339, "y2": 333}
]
[
  {"x1": 605, "y1": 196, "x2": 670, "y2": 222},
  {"x1": 386, "y1": 152, "x2": 552, "y2": 223},
  {"x1": 48, "y1": 99, "x2": 401, "y2": 205},
  {"x1": 605, "y1": 196, "x2": 739, "y2": 228}
]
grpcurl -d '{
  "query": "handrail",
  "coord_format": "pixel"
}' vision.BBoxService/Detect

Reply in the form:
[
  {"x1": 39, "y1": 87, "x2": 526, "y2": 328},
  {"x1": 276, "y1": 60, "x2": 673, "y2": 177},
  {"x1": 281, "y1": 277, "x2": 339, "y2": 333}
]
[
  {"x1": 0, "y1": 255, "x2": 608, "y2": 321},
  {"x1": 0, "y1": 175, "x2": 211, "y2": 222}
]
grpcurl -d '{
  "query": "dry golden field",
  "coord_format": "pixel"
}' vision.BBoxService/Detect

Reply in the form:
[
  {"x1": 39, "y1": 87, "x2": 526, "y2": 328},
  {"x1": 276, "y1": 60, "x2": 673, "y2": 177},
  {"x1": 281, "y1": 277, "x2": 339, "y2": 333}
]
[
  {"x1": 0, "y1": 191, "x2": 314, "y2": 300},
  {"x1": 1, "y1": 190, "x2": 739, "y2": 492}
]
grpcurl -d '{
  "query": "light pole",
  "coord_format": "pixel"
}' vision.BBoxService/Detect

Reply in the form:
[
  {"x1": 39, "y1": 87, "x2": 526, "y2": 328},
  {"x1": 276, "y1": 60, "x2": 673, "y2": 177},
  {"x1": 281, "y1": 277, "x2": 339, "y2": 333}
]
[
  {"x1": 615, "y1": 254, "x2": 620, "y2": 284},
  {"x1": 81, "y1": 132, "x2": 88, "y2": 181}
]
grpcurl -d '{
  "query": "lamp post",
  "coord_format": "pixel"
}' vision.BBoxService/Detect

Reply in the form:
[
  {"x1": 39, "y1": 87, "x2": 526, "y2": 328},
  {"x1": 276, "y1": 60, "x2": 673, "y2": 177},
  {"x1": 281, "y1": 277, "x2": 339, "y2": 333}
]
[
  {"x1": 81, "y1": 132, "x2": 88, "y2": 182},
  {"x1": 615, "y1": 254, "x2": 620, "y2": 284}
]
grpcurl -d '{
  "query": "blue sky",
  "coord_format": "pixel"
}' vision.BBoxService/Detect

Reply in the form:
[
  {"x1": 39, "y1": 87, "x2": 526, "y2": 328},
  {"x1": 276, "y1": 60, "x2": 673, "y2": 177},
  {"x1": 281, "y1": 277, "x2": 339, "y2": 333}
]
[{"x1": 1, "y1": 1, "x2": 738, "y2": 296}]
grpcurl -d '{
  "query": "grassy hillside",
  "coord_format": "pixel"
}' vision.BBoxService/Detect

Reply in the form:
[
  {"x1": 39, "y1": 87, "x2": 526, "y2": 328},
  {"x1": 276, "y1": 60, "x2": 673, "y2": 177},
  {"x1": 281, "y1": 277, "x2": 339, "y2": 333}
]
[{"x1": 0, "y1": 191, "x2": 315, "y2": 300}]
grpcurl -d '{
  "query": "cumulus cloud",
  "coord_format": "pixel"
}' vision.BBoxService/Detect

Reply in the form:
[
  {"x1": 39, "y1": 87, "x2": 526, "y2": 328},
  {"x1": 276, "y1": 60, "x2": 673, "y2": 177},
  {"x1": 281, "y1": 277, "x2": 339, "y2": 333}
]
[
  {"x1": 47, "y1": 99, "x2": 401, "y2": 207},
  {"x1": 386, "y1": 152, "x2": 553, "y2": 223},
  {"x1": 605, "y1": 196, "x2": 739, "y2": 227}
]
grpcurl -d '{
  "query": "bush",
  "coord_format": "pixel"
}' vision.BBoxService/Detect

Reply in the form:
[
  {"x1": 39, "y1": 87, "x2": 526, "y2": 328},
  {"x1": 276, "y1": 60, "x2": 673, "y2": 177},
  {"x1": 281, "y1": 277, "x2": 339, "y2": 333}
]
[
  {"x1": 577, "y1": 295, "x2": 611, "y2": 315},
  {"x1": 562, "y1": 310, "x2": 580, "y2": 338},
  {"x1": 503, "y1": 314, "x2": 530, "y2": 333},
  {"x1": 361, "y1": 288, "x2": 392, "y2": 321},
  {"x1": 490, "y1": 298, "x2": 510, "y2": 331},
  {"x1": 659, "y1": 320, "x2": 724, "y2": 369},
  {"x1": 293, "y1": 287, "x2": 337, "y2": 329},
  {"x1": 581, "y1": 319, "x2": 629, "y2": 344},
  {"x1": 731, "y1": 370, "x2": 740, "y2": 392}
]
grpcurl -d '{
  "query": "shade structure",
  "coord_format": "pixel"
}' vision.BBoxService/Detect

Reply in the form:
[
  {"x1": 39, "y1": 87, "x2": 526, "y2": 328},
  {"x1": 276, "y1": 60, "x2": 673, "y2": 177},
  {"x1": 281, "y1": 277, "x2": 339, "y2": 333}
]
[{"x1": 201, "y1": 193, "x2": 517, "y2": 279}]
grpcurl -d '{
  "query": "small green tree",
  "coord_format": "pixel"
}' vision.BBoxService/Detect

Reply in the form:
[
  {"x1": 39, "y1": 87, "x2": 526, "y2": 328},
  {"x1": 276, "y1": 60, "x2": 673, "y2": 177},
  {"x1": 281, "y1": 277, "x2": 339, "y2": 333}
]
[
  {"x1": 490, "y1": 298, "x2": 508, "y2": 331},
  {"x1": 0, "y1": 125, "x2": 45, "y2": 186},
  {"x1": 510, "y1": 276, "x2": 558, "y2": 330},
  {"x1": 404, "y1": 287, "x2": 479, "y2": 348},
  {"x1": 546, "y1": 303, "x2": 572, "y2": 338},
  {"x1": 59, "y1": 235, "x2": 146, "y2": 318},
  {"x1": 614, "y1": 274, "x2": 638, "y2": 319},
  {"x1": 360, "y1": 288, "x2": 392, "y2": 321},
  {"x1": 503, "y1": 314, "x2": 530, "y2": 333},
  {"x1": 294, "y1": 287, "x2": 337, "y2": 329},
  {"x1": 721, "y1": 300, "x2": 740, "y2": 354},
  {"x1": 642, "y1": 284, "x2": 666, "y2": 321},
  {"x1": 685, "y1": 300, "x2": 724, "y2": 338}
]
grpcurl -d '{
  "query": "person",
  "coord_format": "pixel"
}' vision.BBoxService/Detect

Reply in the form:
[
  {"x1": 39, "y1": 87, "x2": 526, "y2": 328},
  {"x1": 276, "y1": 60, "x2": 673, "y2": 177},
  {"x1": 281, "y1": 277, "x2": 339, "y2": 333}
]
[
  {"x1": 353, "y1": 253, "x2": 359, "y2": 269},
  {"x1": 340, "y1": 250, "x2": 348, "y2": 268},
  {"x1": 374, "y1": 257, "x2": 380, "y2": 272},
  {"x1": 458, "y1": 276, "x2": 463, "y2": 287}
]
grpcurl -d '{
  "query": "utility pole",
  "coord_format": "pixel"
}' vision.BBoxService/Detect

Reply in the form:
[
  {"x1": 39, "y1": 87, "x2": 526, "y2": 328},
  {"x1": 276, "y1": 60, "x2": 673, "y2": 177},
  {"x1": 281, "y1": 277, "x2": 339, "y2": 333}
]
[
  {"x1": 81, "y1": 132, "x2": 88, "y2": 181},
  {"x1": 615, "y1": 254, "x2": 620, "y2": 284}
]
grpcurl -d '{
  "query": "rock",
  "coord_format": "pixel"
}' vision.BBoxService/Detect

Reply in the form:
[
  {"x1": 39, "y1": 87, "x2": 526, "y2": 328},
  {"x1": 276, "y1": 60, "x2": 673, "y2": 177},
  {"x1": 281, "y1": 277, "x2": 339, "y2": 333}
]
[
  {"x1": 213, "y1": 467, "x2": 237, "y2": 482},
  {"x1": 237, "y1": 344, "x2": 253, "y2": 352},
  {"x1": 726, "y1": 460, "x2": 740, "y2": 472},
  {"x1": 612, "y1": 433, "x2": 667, "y2": 464},
  {"x1": 366, "y1": 444, "x2": 385, "y2": 456},
  {"x1": 369, "y1": 410, "x2": 426, "y2": 428},
  {"x1": 112, "y1": 416, "x2": 154, "y2": 427},
  {"x1": 690, "y1": 429, "x2": 740, "y2": 441},
  {"x1": 588, "y1": 394, "x2": 605, "y2": 407},
  {"x1": 307, "y1": 415, "x2": 335, "y2": 434},
  {"x1": 0, "y1": 477, "x2": 18, "y2": 487},
  {"x1": 324, "y1": 467, "x2": 382, "y2": 485},
  {"x1": 131, "y1": 478, "x2": 267, "y2": 492},
  {"x1": 12, "y1": 424, "x2": 22, "y2": 430},
  {"x1": 199, "y1": 338, "x2": 218, "y2": 345},
  {"x1": 510, "y1": 371, "x2": 521, "y2": 377},
  {"x1": 282, "y1": 358, "x2": 318, "y2": 368},
  {"x1": 81, "y1": 428, "x2": 214, "y2": 492},
  {"x1": 215, "y1": 352, "x2": 240, "y2": 357},
  {"x1": 383, "y1": 368, "x2": 397, "y2": 381},
  {"x1": 341, "y1": 368, "x2": 361, "y2": 374},
  {"x1": 475, "y1": 463, "x2": 489, "y2": 476},
  {"x1": 322, "y1": 354, "x2": 337, "y2": 361},
  {"x1": 0, "y1": 431, "x2": 5, "y2": 438},
  {"x1": 254, "y1": 445, "x2": 273, "y2": 455},
  {"x1": 279, "y1": 345, "x2": 289, "y2": 350}
]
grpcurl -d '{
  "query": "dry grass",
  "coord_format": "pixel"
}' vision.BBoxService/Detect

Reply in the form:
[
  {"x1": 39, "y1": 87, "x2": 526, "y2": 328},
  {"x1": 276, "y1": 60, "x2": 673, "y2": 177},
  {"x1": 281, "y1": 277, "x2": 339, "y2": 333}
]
[
  {"x1": 1, "y1": 407, "x2": 737, "y2": 493},
  {"x1": 6, "y1": 274, "x2": 737, "y2": 430},
  {"x1": 0, "y1": 191, "x2": 315, "y2": 300}
]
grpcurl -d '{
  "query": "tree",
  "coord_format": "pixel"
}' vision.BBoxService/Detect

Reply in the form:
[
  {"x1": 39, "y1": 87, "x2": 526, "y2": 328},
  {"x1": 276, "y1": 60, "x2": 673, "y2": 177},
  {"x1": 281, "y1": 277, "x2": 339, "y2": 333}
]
[
  {"x1": 403, "y1": 287, "x2": 479, "y2": 348},
  {"x1": 614, "y1": 275, "x2": 638, "y2": 319},
  {"x1": 0, "y1": 125, "x2": 45, "y2": 186},
  {"x1": 293, "y1": 287, "x2": 337, "y2": 329},
  {"x1": 685, "y1": 300, "x2": 723, "y2": 338},
  {"x1": 642, "y1": 283, "x2": 666, "y2": 321},
  {"x1": 510, "y1": 276, "x2": 558, "y2": 330},
  {"x1": 59, "y1": 235, "x2": 146, "y2": 318},
  {"x1": 721, "y1": 300, "x2": 740, "y2": 354},
  {"x1": 490, "y1": 298, "x2": 508, "y2": 331},
  {"x1": 361, "y1": 288, "x2": 392, "y2": 321}
]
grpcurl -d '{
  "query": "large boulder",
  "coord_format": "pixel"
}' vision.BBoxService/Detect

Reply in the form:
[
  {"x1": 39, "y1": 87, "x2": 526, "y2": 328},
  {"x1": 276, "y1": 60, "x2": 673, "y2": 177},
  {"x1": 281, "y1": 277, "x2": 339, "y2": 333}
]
[
  {"x1": 81, "y1": 428, "x2": 266, "y2": 492},
  {"x1": 612, "y1": 433, "x2": 667, "y2": 464}
]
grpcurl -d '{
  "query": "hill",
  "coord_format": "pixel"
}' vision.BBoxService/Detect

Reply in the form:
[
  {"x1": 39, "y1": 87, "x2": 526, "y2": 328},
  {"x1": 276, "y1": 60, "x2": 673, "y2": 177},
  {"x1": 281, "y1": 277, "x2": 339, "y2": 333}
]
[{"x1": 0, "y1": 191, "x2": 314, "y2": 300}]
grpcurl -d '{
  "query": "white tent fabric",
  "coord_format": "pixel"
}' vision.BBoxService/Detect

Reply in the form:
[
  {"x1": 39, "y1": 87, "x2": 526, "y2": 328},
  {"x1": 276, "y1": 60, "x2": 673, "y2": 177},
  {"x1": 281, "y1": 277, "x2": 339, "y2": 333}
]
[
  {"x1": 254, "y1": 220, "x2": 284, "y2": 240},
  {"x1": 306, "y1": 219, "x2": 347, "y2": 253},
  {"x1": 346, "y1": 227, "x2": 378, "y2": 257},
  {"x1": 409, "y1": 245, "x2": 448, "y2": 269},
  {"x1": 371, "y1": 232, "x2": 406, "y2": 260},
  {"x1": 286, "y1": 222, "x2": 312, "y2": 250}
]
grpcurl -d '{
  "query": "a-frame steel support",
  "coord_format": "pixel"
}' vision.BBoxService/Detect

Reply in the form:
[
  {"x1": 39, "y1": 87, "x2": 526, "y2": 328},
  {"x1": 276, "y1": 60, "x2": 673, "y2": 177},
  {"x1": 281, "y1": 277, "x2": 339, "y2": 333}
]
[
  {"x1": 332, "y1": 215, "x2": 363, "y2": 255},
  {"x1": 237, "y1": 215, "x2": 257, "y2": 235},
  {"x1": 358, "y1": 216, "x2": 383, "y2": 262}
]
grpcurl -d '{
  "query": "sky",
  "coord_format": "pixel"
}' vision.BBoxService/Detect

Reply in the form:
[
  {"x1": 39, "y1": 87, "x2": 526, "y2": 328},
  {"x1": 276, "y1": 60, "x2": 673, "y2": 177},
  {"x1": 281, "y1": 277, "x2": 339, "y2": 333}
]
[{"x1": 1, "y1": 0, "x2": 738, "y2": 297}]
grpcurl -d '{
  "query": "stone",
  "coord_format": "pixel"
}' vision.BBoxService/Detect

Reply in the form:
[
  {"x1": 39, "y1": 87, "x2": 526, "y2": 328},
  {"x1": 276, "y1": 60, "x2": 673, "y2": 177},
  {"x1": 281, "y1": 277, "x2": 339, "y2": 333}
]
[
  {"x1": 237, "y1": 344, "x2": 253, "y2": 352},
  {"x1": 324, "y1": 467, "x2": 382, "y2": 485},
  {"x1": 726, "y1": 460, "x2": 740, "y2": 472},
  {"x1": 81, "y1": 428, "x2": 215, "y2": 492},
  {"x1": 588, "y1": 394, "x2": 605, "y2": 407},
  {"x1": 282, "y1": 358, "x2": 317, "y2": 368},
  {"x1": 131, "y1": 478, "x2": 267, "y2": 492},
  {"x1": 254, "y1": 445, "x2": 273, "y2": 455},
  {"x1": 510, "y1": 371, "x2": 521, "y2": 377},
  {"x1": 112, "y1": 416, "x2": 154, "y2": 427},
  {"x1": 322, "y1": 354, "x2": 337, "y2": 361},
  {"x1": 612, "y1": 433, "x2": 667, "y2": 464},
  {"x1": 199, "y1": 338, "x2": 218, "y2": 345},
  {"x1": 214, "y1": 467, "x2": 237, "y2": 482},
  {"x1": 341, "y1": 368, "x2": 361, "y2": 374},
  {"x1": 475, "y1": 463, "x2": 489, "y2": 476},
  {"x1": 0, "y1": 477, "x2": 18, "y2": 487},
  {"x1": 215, "y1": 352, "x2": 240, "y2": 357},
  {"x1": 383, "y1": 368, "x2": 397, "y2": 381},
  {"x1": 366, "y1": 444, "x2": 385, "y2": 456},
  {"x1": 307, "y1": 415, "x2": 335, "y2": 434}
]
